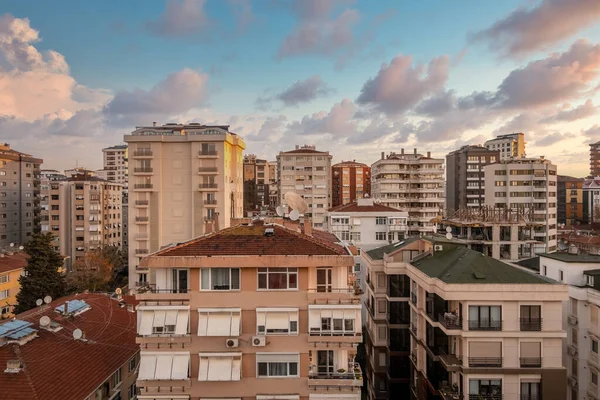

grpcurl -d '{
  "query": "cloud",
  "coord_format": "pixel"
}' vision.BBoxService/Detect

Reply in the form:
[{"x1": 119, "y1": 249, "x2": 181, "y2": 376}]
[
  {"x1": 584, "y1": 124, "x2": 600, "y2": 141},
  {"x1": 147, "y1": 0, "x2": 210, "y2": 37},
  {"x1": 257, "y1": 75, "x2": 333, "y2": 109},
  {"x1": 540, "y1": 99, "x2": 597, "y2": 123},
  {"x1": 534, "y1": 132, "x2": 576, "y2": 147},
  {"x1": 244, "y1": 115, "x2": 288, "y2": 142},
  {"x1": 414, "y1": 90, "x2": 456, "y2": 117},
  {"x1": 286, "y1": 98, "x2": 357, "y2": 136},
  {"x1": 472, "y1": 0, "x2": 600, "y2": 57},
  {"x1": 356, "y1": 54, "x2": 450, "y2": 115}
]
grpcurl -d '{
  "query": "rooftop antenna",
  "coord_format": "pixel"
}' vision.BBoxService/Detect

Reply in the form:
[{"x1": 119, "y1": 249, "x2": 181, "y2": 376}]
[{"x1": 39, "y1": 316, "x2": 50, "y2": 328}]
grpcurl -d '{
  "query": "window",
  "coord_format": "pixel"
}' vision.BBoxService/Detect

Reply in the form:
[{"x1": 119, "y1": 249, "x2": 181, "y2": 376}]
[
  {"x1": 541, "y1": 265, "x2": 546, "y2": 275},
  {"x1": 309, "y1": 306, "x2": 358, "y2": 336},
  {"x1": 350, "y1": 232, "x2": 361, "y2": 241},
  {"x1": 375, "y1": 232, "x2": 386, "y2": 241},
  {"x1": 200, "y1": 268, "x2": 240, "y2": 291},
  {"x1": 520, "y1": 305, "x2": 541, "y2": 331},
  {"x1": 593, "y1": 371, "x2": 599, "y2": 386},
  {"x1": 593, "y1": 339, "x2": 599, "y2": 354},
  {"x1": 469, "y1": 379, "x2": 502, "y2": 397},
  {"x1": 376, "y1": 216, "x2": 387, "y2": 225},
  {"x1": 353, "y1": 263, "x2": 360, "y2": 273},
  {"x1": 138, "y1": 352, "x2": 191, "y2": 381},
  {"x1": 111, "y1": 368, "x2": 122, "y2": 388},
  {"x1": 258, "y1": 268, "x2": 298, "y2": 290},
  {"x1": 0, "y1": 289, "x2": 9, "y2": 300},
  {"x1": 559, "y1": 270, "x2": 564, "y2": 282},
  {"x1": 521, "y1": 382, "x2": 540, "y2": 399},
  {"x1": 256, "y1": 308, "x2": 298, "y2": 335},
  {"x1": 1, "y1": 305, "x2": 9, "y2": 315},
  {"x1": 377, "y1": 325, "x2": 387, "y2": 340},
  {"x1": 127, "y1": 383, "x2": 136, "y2": 399},
  {"x1": 378, "y1": 300, "x2": 387, "y2": 314},
  {"x1": 256, "y1": 353, "x2": 299, "y2": 378},
  {"x1": 138, "y1": 308, "x2": 189, "y2": 336},
  {"x1": 198, "y1": 353, "x2": 241, "y2": 381},
  {"x1": 198, "y1": 308, "x2": 241, "y2": 336},
  {"x1": 128, "y1": 356, "x2": 138, "y2": 372},
  {"x1": 469, "y1": 305, "x2": 502, "y2": 330},
  {"x1": 0, "y1": 275, "x2": 8, "y2": 284}
]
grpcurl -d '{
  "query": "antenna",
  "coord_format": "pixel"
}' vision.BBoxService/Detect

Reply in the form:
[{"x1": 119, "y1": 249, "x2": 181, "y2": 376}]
[
  {"x1": 43, "y1": 296, "x2": 52, "y2": 304},
  {"x1": 35, "y1": 299, "x2": 43, "y2": 307},
  {"x1": 289, "y1": 210, "x2": 299, "y2": 221},
  {"x1": 284, "y1": 192, "x2": 308, "y2": 214},
  {"x1": 39, "y1": 316, "x2": 51, "y2": 327},
  {"x1": 72, "y1": 329, "x2": 83, "y2": 340},
  {"x1": 276, "y1": 206, "x2": 284, "y2": 217}
]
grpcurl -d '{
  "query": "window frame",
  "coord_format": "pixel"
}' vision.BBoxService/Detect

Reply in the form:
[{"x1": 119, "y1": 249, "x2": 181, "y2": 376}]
[
  {"x1": 256, "y1": 353, "x2": 300, "y2": 378},
  {"x1": 257, "y1": 268, "x2": 298, "y2": 291},
  {"x1": 200, "y1": 268, "x2": 241, "y2": 291}
]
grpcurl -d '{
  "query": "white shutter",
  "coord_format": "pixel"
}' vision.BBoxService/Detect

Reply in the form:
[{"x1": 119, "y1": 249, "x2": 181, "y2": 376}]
[
  {"x1": 198, "y1": 313, "x2": 208, "y2": 336},
  {"x1": 309, "y1": 310, "x2": 321, "y2": 329},
  {"x1": 231, "y1": 357, "x2": 241, "y2": 381},
  {"x1": 266, "y1": 312, "x2": 289, "y2": 331},
  {"x1": 207, "y1": 357, "x2": 233, "y2": 381},
  {"x1": 139, "y1": 311, "x2": 154, "y2": 336},
  {"x1": 138, "y1": 354, "x2": 157, "y2": 380},
  {"x1": 256, "y1": 353, "x2": 299, "y2": 363},
  {"x1": 206, "y1": 313, "x2": 232, "y2": 336},
  {"x1": 175, "y1": 311, "x2": 189, "y2": 335},
  {"x1": 153, "y1": 311, "x2": 166, "y2": 327},
  {"x1": 165, "y1": 310, "x2": 178, "y2": 326},
  {"x1": 198, "y1": 357, "x2": 209, "y2": 381},
  {"x1": 171, "y1": 354, "x2": 190, "y2": 380},
  {"x1": 155, "y1": 354, "x2": 174, "y2": 380},
  {"x1": 333, "y1": 310, "x2": 344, "y2": 319},
  {"x1": 230, "y1": 312, "x2": 241, "y2": 336}
]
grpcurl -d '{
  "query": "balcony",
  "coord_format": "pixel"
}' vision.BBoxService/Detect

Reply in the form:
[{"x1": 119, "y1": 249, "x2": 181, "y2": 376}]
[
  {"x1": 135, "y1": 200, "x2": 149, "y2": 206},
  {"x1": 133, "y1": 150, "x2": 153, "y2": 157},
  {"x1": 468, "y1": 320, "x2": 502, "y2": 331},
  {"x1": 468, "y1": 357, "x2": 503, "y2": 367},
  {"x1": 307, "y1": 287, "x2": 361, "y2": 305},
  {"x1": 440, "y1": 385, "x2": 462, "y2": 400},
  {"x1": 438, "y1": 313, "x2": 462, "y2": 330},
  {"x1": 134, "y1": 183, "x2": 153, "y2": 190},
  {"x1": 136, "y1": 216, "x2": 149, "y2": 222},
  {"x1": 198, "y1": 150, "x2": 218, "y2": 157},
  {"x1": 204, "y1": 199, "x2": 217, "y2": 206},
  {"x1": 135, "y1": 249, "x2": 149, "y2": 255},
  {"x1": 520, "y1": 318, "x2": 542, "y2": 331},
  {"x1": 520, "y1": 357, "x2": 542, "y2": 368},
  {"x1": 308, "y1": 362, "x2": 363, "y2": 388},
  {"x1": 198, "y1": 167, "x2": 218, "y2": 173},
  {"x1": 133, "y1": 167, "x2": 153, "y2": 173},
  {"x1": 198, "y1": 183, "x2": 218, "y2": 190},
  {"x1": 136, "y1": 284, "x2": 191, "y2": 301},
  {"x1": 438, "y1": 348, "x2": 462, "y2": 369}
]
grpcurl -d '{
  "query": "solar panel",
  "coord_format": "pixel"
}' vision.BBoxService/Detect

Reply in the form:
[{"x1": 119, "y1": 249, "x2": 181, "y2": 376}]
[
  {"x1": 7, "y1": 327, "x2": 36, "y2": 340},
  {"x1": 54, "y1": 300, "x2": 91, "y2": 315},
  {"x1": 0, "y1": 320, "x2": 36, "y2": 340}
]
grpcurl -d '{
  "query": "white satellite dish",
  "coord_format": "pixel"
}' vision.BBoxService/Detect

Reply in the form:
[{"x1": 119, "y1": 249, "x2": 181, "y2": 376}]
[
  {"x1": 284, "y1": 192, "x2": 308, "y2": 214},
  {"x1": 115, "y1": 288, "x2": 122, "y2": 295},
  {"x1": 9, "y1": 243, "x2": 14, "y2": 248},
  {"x1": 18, "y1": 246, "x2": 24, "y2": 251},
  {"x1": 43, "y1": 296, "x2": 52, "y2": 304},
  {"x1": 73, "y1": 329, "x2": 83, "y2": 340},
  {"x1": 35, "y1": 299, "x2": 43, "y2": 307},
  {"x1": 289, "y1": 210, "x2": 300, "y2": 221},
  {"x1": 445, "y1": 233, "x2": 453, "y2": 240},
  {"x1": 276, "y1": 206, "x2": 284, "y2": 217},
  {"x1": 39, "y1": 316, "x2": 51, "y2": 327},
  {"x1": 446, "y1": 226, "x2": 452, "y2": 233}
]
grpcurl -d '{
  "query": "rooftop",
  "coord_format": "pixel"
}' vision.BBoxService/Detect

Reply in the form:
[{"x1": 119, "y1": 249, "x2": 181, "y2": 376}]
[
  {"x1": 328, "y1": 201, "x2": 403, "y2": 213},
  {"x1": 151, "y1": 223, "x2": 348, "y2": 257},
  {"x1": 280, "y1": 148, "x2": 329, "y2": 155},
  {"x1": 0, "y1": 252, "x2": 28, "y2": 274},
  {"x1": 102, "y1": 145, "x2": 127, "y2": 151},
  {"x1": 365, "y1": 238, "x2": 420, "y2": 260},
  {"x1": 539, "y1": 252, "x2": 600, "y2": 263},
  {"x1": 332, "y1": 160, "x2": 369, "y2": 168},
  {"x1": 0, "y1": 293, "x2": 138, "y2": 400}
]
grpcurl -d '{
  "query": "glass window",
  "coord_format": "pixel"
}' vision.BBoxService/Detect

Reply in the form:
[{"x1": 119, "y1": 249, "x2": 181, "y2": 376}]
[
  {"x1": 469, "y1": 305, "x2": 502, "y2": 330},
  {"x1": 200, "y1": 268, "x2": 240, "y2": 290},
  {"x1": 257, "y1": 268, "x2": 298, "y2": 290},
  {"x1": 593, "y1": 339, "x2": 599, "y2": 354}
]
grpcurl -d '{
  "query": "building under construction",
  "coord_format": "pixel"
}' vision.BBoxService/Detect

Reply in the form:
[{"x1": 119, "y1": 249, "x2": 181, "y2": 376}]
[{"x1": 433, "y1": 206, "x2": 546, "y2": 260}]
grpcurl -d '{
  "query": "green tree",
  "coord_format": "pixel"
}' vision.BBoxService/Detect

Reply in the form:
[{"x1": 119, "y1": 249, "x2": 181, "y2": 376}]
[{"x1": 15, "y1": 233, "x2": 68, "y2": 313}]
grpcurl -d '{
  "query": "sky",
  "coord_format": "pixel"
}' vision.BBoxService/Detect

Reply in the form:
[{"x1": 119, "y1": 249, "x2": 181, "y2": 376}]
[{"x1": 1, "y1": 0, "x2": 600, "y2": 177}]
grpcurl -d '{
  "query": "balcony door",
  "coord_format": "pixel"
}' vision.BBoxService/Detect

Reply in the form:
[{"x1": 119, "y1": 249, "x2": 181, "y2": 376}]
[
  {"x1": 317, "y1": 350, "x2": 334, "y2": 374},
  {"x1": 316, "y1": 268, "x2": 332, "y2": 292},
  {"x1": 521, "y1": 382, "x2": 540, "y2": 399},
  {"x1": 172, "y1": 269, "x2": 188, "y2": 293}
]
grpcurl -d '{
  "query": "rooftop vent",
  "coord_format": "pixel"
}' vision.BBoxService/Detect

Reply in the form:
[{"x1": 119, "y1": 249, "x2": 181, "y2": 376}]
[
  {"x1": 569, "y1": 244, "x2": 579, "y2": 255},
  {"x1": 264, "y1": 228, "x2": 275, "y2": 237},
  {"x1": 473, "y1": 272, "x2": 486, "y2": 280},
  {"x1": 4, "y1": 360, "x2": 22, "y2": 374}
]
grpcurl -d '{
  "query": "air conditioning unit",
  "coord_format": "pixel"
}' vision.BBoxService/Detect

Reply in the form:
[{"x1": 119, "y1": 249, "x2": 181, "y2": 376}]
[
  {"x1": 252, "y1": 335, "x2": 266, "y2": 347},
  {"x1": 434, "y1": 245, "x2": 443, "y2": 252},
  {"x1": 567, "y1": 345, "x2": 578, "y2": 357},
  {"x1": 568, "y1": 315, "x2": 578, "y2": 325},
  {"x1": 225, "y1": 338, "x2": 239, "y2": 348}
]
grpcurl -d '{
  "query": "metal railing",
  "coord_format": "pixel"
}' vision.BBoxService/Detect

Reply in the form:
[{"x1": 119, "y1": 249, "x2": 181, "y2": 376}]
[
  {"x1": 307, "y1": 287, "x2": 354, "y2": 293},
  {"x1": 198, "y1": 150, "x2": 218, "y2": 156},
  {"x1": 135, "y1": 200, "x2": 149, "y2": 205},
  {"x1": 204, "y1": 199, "x2": 217, "y2": 205},
  {"x1": 134, "y1": 183, "x2": 153, "y2": 189},
  {"x1": 308, "y1": 363, "x2": 362, "y2": 381},
  {"x1": 135, "y1": 249, "x2": 149, "y2": 254},
  {"x1": 134, "y1": 167, "x2": 153, "y2": 173},
  {"x1": 520, "y1": 318, "x2": 542, "y2": 331},
  {"x1": 468, "y1": 395, "x2": 502, "y2": 400},
  {"x1": 199, "y1": 183, "x2": 218, "y2": 189},
  {"x1": 309, "y1": 329, "x2": 360, "y2": 337},
  {"x1": 133, "y1": 150, "x2": 153, "y2": 156},
  {"x1": 136, "y1": 216, "x2": 149, "y2": 222},
  {"x1": 198, "y1": 167, "x2": 218, "y2": 172},
  {"x1": 520, "y1": 357, "x2": 542, "y2": 368},
  {"x1": 468, "y1": 320, "x2": 503, "y2": 331},
  {"x1": 468, "y1": 357, "x2": 503, "y2": 367},
  {"x1": 438, "y1": 313, "x2": 462, "y2": 330}
]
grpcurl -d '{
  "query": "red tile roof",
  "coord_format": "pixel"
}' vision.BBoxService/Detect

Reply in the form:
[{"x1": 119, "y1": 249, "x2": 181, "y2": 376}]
[
  {"x1": 280, "y1": 148, "x2": 328, "y2": 154},
  {"x1": 0, "y1": 293, "x2": 138, "y2": 400},
  {"x1": 328, "y1": 202, "x2": 402, "y2": 213},
  {"x1": 0, "y1": 252, "x2": 27, "y2": 274},
  {"x1": 153, "y1": 223, "x2": 348, "y2": 257},
  {"x1": 332, "y1": 161, "x2": 369, "y2": 168}
]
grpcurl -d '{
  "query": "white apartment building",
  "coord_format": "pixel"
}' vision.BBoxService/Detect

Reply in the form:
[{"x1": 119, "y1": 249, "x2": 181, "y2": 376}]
[
  {"x1": 584, "y1": 177, "x2": 600, "y2": 224},
  {"x1": 484, "y1": 157, "x2": 558, "y2": 254},
  {"x1": 539, "y1": 251, "x2": 600, "y2": 400},
  {"x1": 102, "y1": 145, "x2": 129, "y2": 191},
  {"x1": 277, "y1": 145, "x2": 332, "y2": 228},
  {"x1": 124, "y1": 123, "x2": 245, "y2": 290},
  {"x1": 484, "y1": 133, "x2": 526, "y2": 160},
  {"x1": 371, "y1": 149, "x2": 444, "y2": 236},
  {"x1": 362, "y1": 238, "x2": 568, "y2": 400}
]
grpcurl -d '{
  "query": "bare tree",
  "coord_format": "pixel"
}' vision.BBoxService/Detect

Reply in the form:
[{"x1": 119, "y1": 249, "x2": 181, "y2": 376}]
[{"x1": 68, "y1": 249, "x2": 112, "y2": 292}]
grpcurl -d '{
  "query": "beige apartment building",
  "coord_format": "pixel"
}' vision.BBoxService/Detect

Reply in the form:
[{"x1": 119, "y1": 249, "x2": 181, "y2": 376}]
[
  {"x1": 0, "y1": 144, "x2": 42, "y2": 247},
  {"x1": 102, "y1": 144, "x2": 129, "y2": 190},
  {"x1": 243, "y1": 154, "x2": 272, "y2": 214},
  {"x1": 40, "y1": 175, "x2": 123, "y2": 271},
  {"x1": 277, "y1": 145, "x2": 332, "y2": 229},
  {"x1": 484, "y1": 157, "x2": 558, "y2": 254},
  {"x1": 484, "y1": 133, "x2": 526, "y2": 161},
  {"x1": 371, "y1": 149, "x2": 444, "y2": 236},
  {"x1": 124, "y1": 123, "x2": 245, "y2": 291},
  {"x1": 135, "y1": 220, "x2": 363, "y2": 400},
  {"x1": 362, "y1": 237, "x2": 568, "y2": 400}
]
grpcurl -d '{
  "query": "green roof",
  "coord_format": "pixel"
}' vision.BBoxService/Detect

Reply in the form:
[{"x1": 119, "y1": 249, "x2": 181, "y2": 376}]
[
  {"x1": 365, "y1": 238, "x2": 420, "y2": 260},
  {"x1": 539, "y1": 252, "x2": 600, "y2": 263},
  {"x1": 412, "y1": 245, "x2": 553, "y2": 284}
]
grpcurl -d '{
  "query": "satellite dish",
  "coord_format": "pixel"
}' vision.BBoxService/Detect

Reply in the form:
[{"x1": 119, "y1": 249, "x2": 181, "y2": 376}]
[
  {"x1": 446, "y1": 226, "x2": 452, "y2": 233},
  {"x1": 43, "y1": 296, "x2": 52, "y2": 304},
  {"x1": 276, "y1": 206, "x2": 284, "y2": 217},
  {"x1": 289, "y1": 210, "x2": 300, "y2": 221},
  {"x1": 115, "y1": 288, "x2": 122, "y2": 295},
  {"x1": 35, "y1": 299, "x2": 43, "y2": 307},
  {"x1": 445, "y1": 233, "x2": 453, "y2": 240},
  {"x1": 39, "y1": 316, "x2": 51, "y2": 327},
  {"x1": 9, "y1": 243, "x2": 14, "y2": 247},
  {"x1": 73, "y1": 329, "x2": 83, "y2": 340},
  {"x1": 557, "y1": 240, "x2": 568, "y2": 251},
  {"x1": 18, "y1": 246, "x2": 24, "y2": 251},
  {"x1": 284, "y1": 192, "x2": 308, "y2": 214}
]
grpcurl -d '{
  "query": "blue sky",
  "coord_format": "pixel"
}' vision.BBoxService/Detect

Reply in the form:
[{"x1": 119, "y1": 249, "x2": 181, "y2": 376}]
[{"x1": 2, "y1": 0, "x2": 600, "y2": 176}]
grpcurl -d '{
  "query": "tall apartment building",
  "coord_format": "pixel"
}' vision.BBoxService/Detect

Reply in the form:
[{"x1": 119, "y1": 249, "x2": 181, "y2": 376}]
[
  {"x1": 591, "y1": 141, "x2": 600, "y2": 177},
  {"x1": 445, "y1": 145, "x2": 499, "y2": 213},
  {"x1": 277, "y1": 145, "x2": 332, "y2": 228},
  {"x1": 484, "y1": 157, "x2": 558, "y2": 253},
  {"x1": 362, "y1": 238, "x2": 568, "y2": 400},
  {"x1": 0, "y1": 144, "x2": 42, "y2": 247},
  {"x1": 331, "y1": 161, "x2": 371, "y2": 208},
  {"x1": 124, "y1": 123, "x2": 245, "y2": 290},
  {"x1": 484, "y1": 133, "x2": 526, "y2": 160},
  {"x1": 40, "y1": 176, "x2": 123, "y2": 271},
  {"x1": 371, "y1": 149, "x2": 444, "y2": 236},
  {"x1": 584, "y1": 177, "x2": 600, "y2": 225},
  {"x1": 558, "y1": 176, "x2": 586, "y2": 227},
  {"x1": 135, "y1": 220, "x2": 363, "y2": 400},
  {"x1": 538, "y1": 251, "x2": 600, "y2": 400},
  {"x1": 102, "y1": 145, "x2": 129, "y2": 190},
  {"x1": 243, "y1": 155, "x2": 272, "y2": 214}
]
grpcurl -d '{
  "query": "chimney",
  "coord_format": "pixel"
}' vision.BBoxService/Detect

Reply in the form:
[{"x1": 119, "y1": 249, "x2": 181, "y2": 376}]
[
  {"x1": 401, "y1": 148, "x2": 404, "y2": 155},
  {"x1": 414, "y1": 148, "x2": 417, "y2": 155},
  {"x1": 303, "y1": 215, "x2": 312, "y2": 236},
  {"x1": 152, "y1": 121, "x2": 157, "y2": 127},
  {"x1": 214, "y1": 212, "x2": 220, "y2": 232},
  {"x1": 64, "y1": 301, "x2": 68, "y2": 315},
  {"x1": 381, "y1": 152, "x2": 384, "y2": 160},
  {"x1": 427, "y1": 151, "x2": 431, "y2": 158}
]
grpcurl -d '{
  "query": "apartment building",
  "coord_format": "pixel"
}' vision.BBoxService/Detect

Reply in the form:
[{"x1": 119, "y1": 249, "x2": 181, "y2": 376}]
[
  {"x1": 0, "y1": 144, "x2": 42, "y2": 247},
  {"x1": 558, "y1": 176, "x2": 587, "y2": 227},
  {"x1": 277, "y1": 145, "x2": 332, "y2": 228},
  {"x1": 0, "y1": 250, "x2": 26, "y2": 318},
  {"x1": 484, "y1": 133, "x2": 526, "y2": 160},
  {"x1": 0, "y1": 293, "x2": 139, "y2": 400},
  {"x1": 445, "y1": 145, "x2": 499, "y2": 213},
  {"x1": 124, "y1": 123, "x2": 245, "y2": 290},
  {"x1": 484, "y1": 157, "x2": 558, "y2": 254},
  {"x1": 40, "y1": 176, "x2": 123, "y2": 271},
  {"x1": 371, "y1": 149, "x2": 444, "y2": 236},
  {"x1": 538, "y1": 251, "x2": 600, "y2": 400},
  {"x1": 244, "y1": 154, "x2": 272, "y2": 214},
  {"x1": 362, "y1": 237, "x2": 568, "y2": 400},
  {"x1": 584, "y1": 177, "x2": 600, "y2": 225},
  {"x1": 331, "y1": 161, "x2": 371, "y2": 208},
  {"x1": 102, "y1": 145, "x2": 129, "y2": 190},
  {"x1": 591, "y1": 141, "x2": 600, "y2": 177},
  {"x1": 135, "y1": 220, "x2": 363, "y2": 400}
]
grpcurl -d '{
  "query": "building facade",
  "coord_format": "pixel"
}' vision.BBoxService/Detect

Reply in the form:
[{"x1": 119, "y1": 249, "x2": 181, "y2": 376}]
[
  {"x1": 445, "y1": 145, "x2": 499, "y2": 213},
  {"x1": 362, "y1": 238, "x2": 568, "y2": 400},
  {"x1": 243, "y1": 155, "x2": 272, "y2": 214},
  {"x1": 102, "y1": 145, "x2": 129, "y2": 190},
  {"x1": 484, "y1": 133, "x2": 526, "y2": 160},
  {"x1": 371, "y1": 149, "x2": 444, "y2": 236},
  {"x1": 40, "y1": 176, "x2": 123, "y2": 271},
  {"x1": 331, "y1": 161, "x2": 371, "y2": 208},
  {"x1": 277, "y1": 145, "x2": 332, "y2": 228},
  {"x1": 558, "y1": 176, "x2": 586, "y2": 227},
  {"x1": 135, "y1": 221, "x2": 362, "y2": 400},
  {"x1": 0, "y1": 250, "x2": 26, "y2": 319},
  {"x1": 124, "y1": 123, "x2": 245, "y2": 290},
  {"x1": 484, "y1": 157, "x2": 558, "y2": 254},
  {"x1": 591, "y1": 141, "x2": 600, "y2": 177},
  {"x1": 0, "y1": 144, "x2": 42, "y2": 247}
]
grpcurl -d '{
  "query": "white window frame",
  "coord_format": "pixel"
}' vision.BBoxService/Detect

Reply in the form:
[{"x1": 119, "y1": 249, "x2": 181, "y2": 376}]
[
  {"x1": 309, "y1": 306, "x2": 359, "y2": 336},
  {"x1": 257, "y1": 268, "x2": 298, "y2": 290},
  {"x1": 198, "y1": 352, "x2": 242, "y2": 381},
  {"x1": 137, "y1": 306, "x2": 190, "y2": 336},
  {"x1": 375, "y1": 232, "x2": 386, "y2": 241},
  {"x1": 0, "y1": 274, "x2": 9, "y2": 284},
  {"x1": 256, "y1": 308, "x2": 299, "y2": 335},
  {"x1": 0, "y1": 289, "x2": 9, "y2": 300},
  {"x1": 256, "y1": 353, "x2": 300, "y2": 378},
  {"x1": 200, "y1": 268, "x2": 241, "y2": 291},
  {"x1": 376, "y1": 216, "x2": 387, "y2": 225}
]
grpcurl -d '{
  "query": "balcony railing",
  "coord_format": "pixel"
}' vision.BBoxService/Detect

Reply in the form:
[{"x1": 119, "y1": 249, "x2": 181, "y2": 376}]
[
  {"x1": 468, "y1": 357, "x2": 503, "y2": 367},
  {"x1": 204, "y1": 199, "x2": 217, "y2": 205},
  {"x1": 134, "y1": 183, "x2": 153, "y2": 189},
  {"x1": 199, "y1": 183, "x2": 218, "y2": 189},
  {"x1": 468, "y1": 320, "x2": 503, "y2": 331},
  {"x1": 468, "y1": 395, "x2": 502, "y2": 400},
  {"x1": 138, "y1": 286, "x2": 189, "y2": 294},
  {"x1": 135, "y1": 200, "x2": 149, "y2": 206},
  {"x1": 198, "y1": 150, "x2": 218, "y2": 156},
  {"x1": 309, "y1": 329, "x2": 360, "y2": 337},
  {"x1": 198, "y1": 167, "x2": 218, "y2": 172},
  {"x1": 135, "y1": 249, "x2": 149, "y2": 254},
  {"x1": 520, "y1": 318, "x2": 542, "y2": 331},
  {"x1": 308, "y1": 287, "x2": 355, "y2": 294},
  {"x1": 438, "y1": 313, "x2": 462, "y2": 330},
  {"x1": 136, "y1": 216, "x2": 149, "y2": 222},
  {"x1": 133, "y1": 150, "x2": 153, "y2": 157},
  {"x1": 308, "y1": 362, "x2": 362, "y2": 383},
  {"x1": 520, "y1": 357, "x2": 542, "y2": 368},
  {"x1": 134, "y1": 167, "x2": 153, "y2": 173}
]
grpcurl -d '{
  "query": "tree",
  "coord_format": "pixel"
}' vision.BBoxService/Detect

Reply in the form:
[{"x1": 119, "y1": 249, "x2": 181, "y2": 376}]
[
  {"x1": 15, "y1": 233, "x2": 68, "y2": 314},
  {"x1": 67, "y1": 249, "x2": 112, "y2": 292}
]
